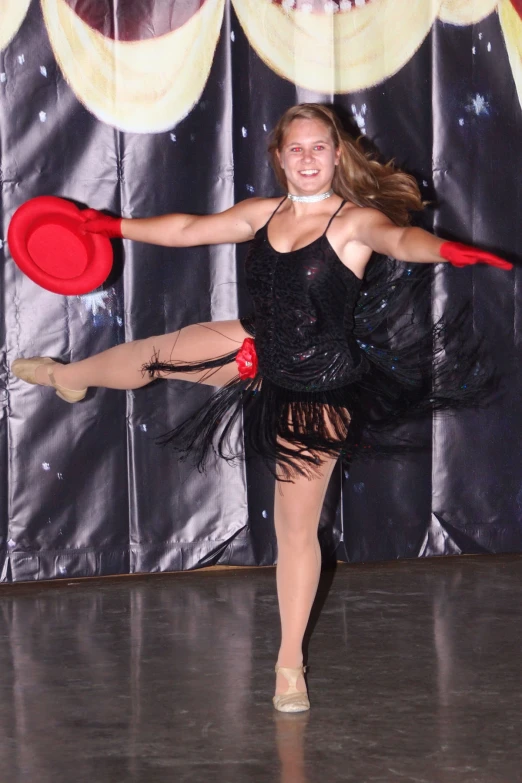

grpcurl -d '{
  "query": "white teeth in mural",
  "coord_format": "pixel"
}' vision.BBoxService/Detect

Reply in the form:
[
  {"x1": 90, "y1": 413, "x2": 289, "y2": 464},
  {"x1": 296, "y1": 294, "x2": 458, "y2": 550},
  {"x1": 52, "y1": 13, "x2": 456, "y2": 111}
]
[{"x1": 323, "y1": 2, "x2": 338, "y2": 14}]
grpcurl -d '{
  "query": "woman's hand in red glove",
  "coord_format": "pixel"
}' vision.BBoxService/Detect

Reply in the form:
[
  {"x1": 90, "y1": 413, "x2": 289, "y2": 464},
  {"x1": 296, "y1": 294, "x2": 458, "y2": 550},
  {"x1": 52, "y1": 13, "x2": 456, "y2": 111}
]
[
  {"x1": 80, "y1": 208, "x2": 123, "y2": 239},
  {"x1": 440, "y1": 241, "x2": 513, "y2": 270}
]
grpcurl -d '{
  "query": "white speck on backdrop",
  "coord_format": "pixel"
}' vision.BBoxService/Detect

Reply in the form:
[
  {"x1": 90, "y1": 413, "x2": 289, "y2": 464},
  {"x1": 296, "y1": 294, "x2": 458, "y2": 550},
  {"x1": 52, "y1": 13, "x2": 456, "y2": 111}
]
[
  {"x1": 116, "y1": 316, "x2": 123, "y2": 327},
  {"x1": 140, "y1": 424, "x2": 147, "y2": 432},
  {"x1": 472, "y1": 46, "x2": 476, "y2": 55},
  {"x1": 466, "y1": 93, "x2": 489, "y2": 116},
  {"x1": 478, "y1": 32, "x2": 483, "y2": 40},
  {"x1": 263, "y1": 124, "x2": 267, "y2": 132},
  {"x1": 39, "y1": 111, "x2": 47, "y2": 123},
  {"x1": 459, "y1": 118, "x2": 465, "y2": 126},
  {"x1": 80, "y1": 289, "x2": 111, "y2": 317},
  {"x1": 262, "y1": 510, "x2": 268, "y2": 519},
  {"x1": 230, "y1": 30, "x2": 235, "y2": 42},
  {"x1": 487, "y1": 42, "x2": 492, "y2": 52},
  {"x1": 0, "y1": 73, "x2": 6, "y2": 83},
  {"x1": 246, "y1": 184, "x2": 255, "y2": 193},
  {"x1": 241, "y1": 127, "x2": 248, "y2": 138},
  {"x1": 57, "y1": 473, "x2": 64, "y2": 480},
  {"x1": 42, "y1": 462, "x2": 51, "y2": 471},
  {"x1": 17, "y1": 54, "x2": 25, "y2": 65},
  {"x1": 40, "y1": 66, "x2": 48, "y2": 77},
  {"x1": 169, "y1": 133, "x2": 176, "y2": 142},
  {"x1": 0, "y1": 239, "x2": 3, "y2": 249},
  {"x1": 351, "y1": 103, "x2": 367, "y2": 134}
]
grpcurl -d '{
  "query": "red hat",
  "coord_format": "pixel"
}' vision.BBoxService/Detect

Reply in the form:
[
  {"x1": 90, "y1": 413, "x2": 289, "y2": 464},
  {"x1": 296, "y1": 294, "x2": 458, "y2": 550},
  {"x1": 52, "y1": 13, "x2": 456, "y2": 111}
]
[{"x1": 7, "y1": 196, "x2": 113, "y2": 295}]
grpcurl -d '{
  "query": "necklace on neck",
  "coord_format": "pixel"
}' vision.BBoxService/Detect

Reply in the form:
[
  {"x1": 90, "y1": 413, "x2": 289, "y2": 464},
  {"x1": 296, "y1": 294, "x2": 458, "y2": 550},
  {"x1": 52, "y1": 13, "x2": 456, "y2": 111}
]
[{"x1": 287, "y1": 188, "x2": 334, "y2": 204}]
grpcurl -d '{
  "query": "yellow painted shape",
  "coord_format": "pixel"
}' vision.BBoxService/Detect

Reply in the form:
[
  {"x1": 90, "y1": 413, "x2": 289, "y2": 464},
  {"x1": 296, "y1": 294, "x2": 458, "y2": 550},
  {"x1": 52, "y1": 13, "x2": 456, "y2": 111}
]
[{"x1": 40, "y1": 0, "x2": 225, "y2": 133}]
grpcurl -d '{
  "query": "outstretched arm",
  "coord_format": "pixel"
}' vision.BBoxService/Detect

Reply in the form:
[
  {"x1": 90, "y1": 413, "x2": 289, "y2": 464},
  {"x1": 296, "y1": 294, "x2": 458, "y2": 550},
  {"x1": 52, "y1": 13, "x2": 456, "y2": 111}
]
[
  {"x1": 81, "y1": 198, "x2": 265, "y2": 247},
  {"x1": 348, "y1": 209, "x2": 512, "y2": 270}
]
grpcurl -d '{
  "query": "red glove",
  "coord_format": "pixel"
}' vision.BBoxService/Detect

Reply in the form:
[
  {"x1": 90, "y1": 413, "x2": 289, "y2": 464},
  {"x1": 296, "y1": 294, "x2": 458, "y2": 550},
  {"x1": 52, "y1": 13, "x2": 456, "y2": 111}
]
[
  {"x1": 80, "y1": 208, "x2": 123, "y2": 239},
  {"x1": 440, "y1": 241, "x2": 512, "y2": 270}
]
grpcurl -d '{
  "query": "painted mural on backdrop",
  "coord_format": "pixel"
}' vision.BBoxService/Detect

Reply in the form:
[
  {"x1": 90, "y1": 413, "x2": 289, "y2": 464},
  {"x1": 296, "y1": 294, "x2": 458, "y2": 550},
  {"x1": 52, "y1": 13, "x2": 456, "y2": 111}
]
[{"x1": 0, "y1": 0, "x2": 520, "y2": 132}]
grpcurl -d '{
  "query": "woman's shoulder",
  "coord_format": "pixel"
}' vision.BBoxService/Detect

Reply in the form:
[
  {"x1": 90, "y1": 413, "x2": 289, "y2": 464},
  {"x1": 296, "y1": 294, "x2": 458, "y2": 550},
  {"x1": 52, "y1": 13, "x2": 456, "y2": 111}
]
[{"x1": 234, "y1": 196, "x2": 285, "y2": 234}]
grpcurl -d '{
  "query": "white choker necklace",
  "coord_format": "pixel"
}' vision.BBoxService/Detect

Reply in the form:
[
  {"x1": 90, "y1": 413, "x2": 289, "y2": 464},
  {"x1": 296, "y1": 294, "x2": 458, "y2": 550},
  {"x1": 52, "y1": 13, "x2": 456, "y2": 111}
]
[{"x1": 287, "y1": 189, "x2": 334, "y2": 204}]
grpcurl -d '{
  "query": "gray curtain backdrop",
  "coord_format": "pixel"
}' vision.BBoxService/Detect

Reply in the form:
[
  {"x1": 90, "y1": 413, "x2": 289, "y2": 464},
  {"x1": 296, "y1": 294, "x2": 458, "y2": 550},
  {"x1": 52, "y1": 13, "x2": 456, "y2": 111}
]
[{"x1": 1, "y1": 1, "x2": 521, "y2": 581}]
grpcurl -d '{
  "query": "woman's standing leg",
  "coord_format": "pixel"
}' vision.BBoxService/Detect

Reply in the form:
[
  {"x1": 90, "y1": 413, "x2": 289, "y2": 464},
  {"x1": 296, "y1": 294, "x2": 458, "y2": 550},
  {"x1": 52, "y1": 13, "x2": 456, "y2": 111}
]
[{"x1": 274, "y1": 453, "x2": 338, "y2": 697}]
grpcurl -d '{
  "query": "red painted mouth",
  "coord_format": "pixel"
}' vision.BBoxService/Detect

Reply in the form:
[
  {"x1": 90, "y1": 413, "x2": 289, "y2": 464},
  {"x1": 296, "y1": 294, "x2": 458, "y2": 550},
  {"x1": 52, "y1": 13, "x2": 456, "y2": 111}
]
[
  {"x1": 510, "y1": 0, "x2": 522, "y2": 20},
  {"x1": 64, "y1": 0, "x2": 207, "y2": 41},
  {"x1": 271, "y1": 0, "x2": 371, "y2": 11}
]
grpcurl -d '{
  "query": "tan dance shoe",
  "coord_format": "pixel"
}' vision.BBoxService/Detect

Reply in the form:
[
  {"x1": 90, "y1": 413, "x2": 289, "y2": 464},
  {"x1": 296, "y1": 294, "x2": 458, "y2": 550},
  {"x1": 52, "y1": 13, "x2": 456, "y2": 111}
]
[
  {"x1": 273, "y1": 665, "x2": 310, "y2": 713},
  {"x1": 11, "y1": 357, "x2": 87, "y2": 403}
]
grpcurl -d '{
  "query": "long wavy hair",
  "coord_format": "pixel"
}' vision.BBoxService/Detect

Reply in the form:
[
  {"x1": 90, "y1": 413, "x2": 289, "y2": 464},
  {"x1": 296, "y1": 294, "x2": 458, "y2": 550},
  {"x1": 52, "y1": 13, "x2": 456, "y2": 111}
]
[{"x1": 268, "y1": 104, "x2": 423, "y2": 227}]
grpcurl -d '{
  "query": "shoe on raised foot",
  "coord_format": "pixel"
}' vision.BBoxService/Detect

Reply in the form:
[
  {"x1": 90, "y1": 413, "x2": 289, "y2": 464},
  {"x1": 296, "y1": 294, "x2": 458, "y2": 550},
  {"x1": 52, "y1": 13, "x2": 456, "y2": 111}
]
[
  {"x1": 273, "y1": 665, "x2": 310, "y2": 713},
  {"x1": 11, "y1": 357, "x2": 87, "y2": 403}
]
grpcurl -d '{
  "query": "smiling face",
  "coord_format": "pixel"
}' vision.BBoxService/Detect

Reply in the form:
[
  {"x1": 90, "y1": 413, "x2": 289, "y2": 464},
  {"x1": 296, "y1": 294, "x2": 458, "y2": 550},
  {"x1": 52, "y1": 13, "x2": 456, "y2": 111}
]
[{"x1": 277, "y1": 118, "x2": 340, "y2": 196}]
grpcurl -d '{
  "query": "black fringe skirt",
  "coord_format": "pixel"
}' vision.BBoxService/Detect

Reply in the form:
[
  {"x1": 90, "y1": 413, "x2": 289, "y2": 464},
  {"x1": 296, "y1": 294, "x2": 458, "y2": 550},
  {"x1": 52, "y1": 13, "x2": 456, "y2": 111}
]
[{"x1": 144, "y1": 260, "x2": 495, "y2": 480}]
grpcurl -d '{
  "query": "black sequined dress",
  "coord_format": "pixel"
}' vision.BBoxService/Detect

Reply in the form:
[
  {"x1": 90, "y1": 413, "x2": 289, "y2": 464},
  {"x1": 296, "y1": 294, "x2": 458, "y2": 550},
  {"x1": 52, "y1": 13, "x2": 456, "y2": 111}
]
[{"x1": 145, "y1": 199, "x2": 490, "y2": 478}]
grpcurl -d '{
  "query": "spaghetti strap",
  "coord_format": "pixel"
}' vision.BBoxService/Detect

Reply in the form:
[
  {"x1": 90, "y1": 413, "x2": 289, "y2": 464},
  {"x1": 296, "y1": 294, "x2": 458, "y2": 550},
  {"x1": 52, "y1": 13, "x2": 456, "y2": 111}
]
[
  {"x1": 265, "y1": 196, "x2": 287, "y2": 227},
  {"x1": 323, "y1": 200, "x2": 346, "y2": 235}
]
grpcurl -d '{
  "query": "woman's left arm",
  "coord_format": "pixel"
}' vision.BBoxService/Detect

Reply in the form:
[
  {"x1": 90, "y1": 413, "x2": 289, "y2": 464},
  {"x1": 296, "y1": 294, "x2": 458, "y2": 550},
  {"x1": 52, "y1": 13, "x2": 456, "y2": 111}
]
[{"x1": 349, "y1": 209, "x2": 513, "y2": 270}]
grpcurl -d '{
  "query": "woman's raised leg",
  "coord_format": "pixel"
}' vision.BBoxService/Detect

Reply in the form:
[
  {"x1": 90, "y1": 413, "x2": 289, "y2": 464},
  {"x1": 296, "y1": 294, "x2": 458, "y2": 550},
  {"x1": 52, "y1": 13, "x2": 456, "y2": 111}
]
[
  {"x1": 274, "y1": 453, "x2": 338, "y2": 699},
  {"x1": 23, "y1": 320, "x2": 249, "y2": 391}
]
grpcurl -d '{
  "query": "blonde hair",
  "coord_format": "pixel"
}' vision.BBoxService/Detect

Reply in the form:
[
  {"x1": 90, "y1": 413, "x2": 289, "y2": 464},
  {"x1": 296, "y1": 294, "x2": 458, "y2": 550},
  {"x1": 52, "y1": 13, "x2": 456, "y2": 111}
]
[{"x1": 268, "y1": 104, "x2": 423, "y2": 227}]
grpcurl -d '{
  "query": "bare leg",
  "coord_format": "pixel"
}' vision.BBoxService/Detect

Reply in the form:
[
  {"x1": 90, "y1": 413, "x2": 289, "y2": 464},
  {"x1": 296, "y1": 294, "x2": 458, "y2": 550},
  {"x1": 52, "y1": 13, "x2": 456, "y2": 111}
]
[
  {"x1": 274, "y1": 453, "x2": 338, "y2": 697},
  {"x1": 32, "y1": 320, "x2": 249, "y2": 390}
]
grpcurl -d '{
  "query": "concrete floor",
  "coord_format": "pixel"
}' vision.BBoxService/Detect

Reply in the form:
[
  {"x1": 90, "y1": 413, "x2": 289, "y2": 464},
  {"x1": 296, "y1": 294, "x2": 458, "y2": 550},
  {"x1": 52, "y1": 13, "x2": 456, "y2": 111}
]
[{"x1": 0, "y1": 555, "x2": 521, "y2": 783}]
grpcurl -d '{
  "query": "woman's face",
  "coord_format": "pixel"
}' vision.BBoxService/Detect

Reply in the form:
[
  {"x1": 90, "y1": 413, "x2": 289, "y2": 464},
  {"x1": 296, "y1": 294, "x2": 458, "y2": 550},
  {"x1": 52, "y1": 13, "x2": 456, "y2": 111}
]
[{"x1": 277, "y1": 118, "x2": 340, "y2": 197}]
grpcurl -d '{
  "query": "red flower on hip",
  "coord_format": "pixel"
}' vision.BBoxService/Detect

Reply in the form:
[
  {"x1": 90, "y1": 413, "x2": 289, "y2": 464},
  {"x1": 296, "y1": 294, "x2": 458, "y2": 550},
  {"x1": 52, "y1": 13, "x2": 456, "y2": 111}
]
[{"x1": 236, "y1": 337, "x2": 258, "y2": 380}]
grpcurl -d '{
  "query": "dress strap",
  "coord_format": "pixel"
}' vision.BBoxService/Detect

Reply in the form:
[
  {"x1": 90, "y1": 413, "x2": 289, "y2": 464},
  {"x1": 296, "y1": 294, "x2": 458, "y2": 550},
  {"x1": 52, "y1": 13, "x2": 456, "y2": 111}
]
[
  {"x1": 265, "y1": 196, "x2": 287, "y2": 227},
  {"x1": 324, "y1": 200, "x2": 347, "y2": 235}
]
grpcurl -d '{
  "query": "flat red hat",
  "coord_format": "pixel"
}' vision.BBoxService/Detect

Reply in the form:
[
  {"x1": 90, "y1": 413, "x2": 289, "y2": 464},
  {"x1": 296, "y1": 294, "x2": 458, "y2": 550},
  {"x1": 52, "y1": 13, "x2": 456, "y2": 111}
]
[{"x1": 7, "y1": 196, "x2": 113, "y2": 295}]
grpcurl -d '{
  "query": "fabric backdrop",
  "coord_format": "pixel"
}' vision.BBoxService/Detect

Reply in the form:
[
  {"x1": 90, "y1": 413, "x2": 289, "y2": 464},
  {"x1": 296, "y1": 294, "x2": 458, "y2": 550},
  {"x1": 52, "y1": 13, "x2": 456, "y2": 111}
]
[{"x1": 0, "y1": 0, "x2": 521, "y2": 582}]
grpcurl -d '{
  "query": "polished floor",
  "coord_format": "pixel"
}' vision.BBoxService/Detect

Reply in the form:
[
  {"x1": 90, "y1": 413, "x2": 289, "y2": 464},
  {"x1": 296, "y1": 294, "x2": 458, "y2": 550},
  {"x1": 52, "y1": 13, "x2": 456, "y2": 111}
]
[{"x1": 0, "y1": 555, "x2": 521, "y2": 783}]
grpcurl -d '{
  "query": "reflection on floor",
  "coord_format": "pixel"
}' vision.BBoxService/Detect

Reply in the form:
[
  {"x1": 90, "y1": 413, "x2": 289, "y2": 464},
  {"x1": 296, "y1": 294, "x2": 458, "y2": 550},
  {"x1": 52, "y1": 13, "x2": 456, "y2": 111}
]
[{"x1": 0, "y1": 555, "x2": 521, "y2": 782}]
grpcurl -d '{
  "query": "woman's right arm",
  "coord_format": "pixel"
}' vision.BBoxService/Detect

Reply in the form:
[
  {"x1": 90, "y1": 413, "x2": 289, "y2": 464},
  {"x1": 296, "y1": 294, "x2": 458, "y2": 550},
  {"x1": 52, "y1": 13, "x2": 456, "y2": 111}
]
[{"x1": 84, "y1": 198, "x2": 266, "y2": 247}]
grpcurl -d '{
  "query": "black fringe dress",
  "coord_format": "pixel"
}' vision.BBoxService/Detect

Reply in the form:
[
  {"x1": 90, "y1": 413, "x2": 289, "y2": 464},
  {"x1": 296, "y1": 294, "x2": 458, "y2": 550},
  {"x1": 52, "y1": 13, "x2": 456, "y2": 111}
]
[{"x1": 145, "y1": 199, "x2": 490, "y2": 479}]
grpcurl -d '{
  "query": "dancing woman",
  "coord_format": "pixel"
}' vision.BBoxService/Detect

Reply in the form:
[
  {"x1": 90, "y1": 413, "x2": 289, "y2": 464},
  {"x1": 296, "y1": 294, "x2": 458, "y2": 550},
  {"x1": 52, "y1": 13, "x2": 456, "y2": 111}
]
[{"x1": 11, "y1": 104, "x2": 511, "y2": 712}]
